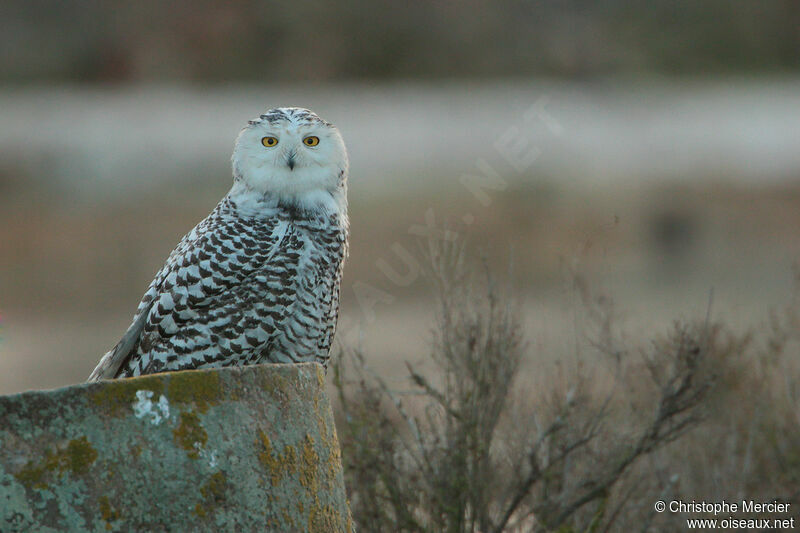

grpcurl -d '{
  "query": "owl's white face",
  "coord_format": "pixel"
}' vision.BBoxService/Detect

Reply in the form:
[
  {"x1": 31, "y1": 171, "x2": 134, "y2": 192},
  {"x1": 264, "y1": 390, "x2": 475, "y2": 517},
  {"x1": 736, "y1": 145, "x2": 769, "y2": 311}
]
[{"x1": 231, "y1": 107, "x2": 348, "y2": 214}]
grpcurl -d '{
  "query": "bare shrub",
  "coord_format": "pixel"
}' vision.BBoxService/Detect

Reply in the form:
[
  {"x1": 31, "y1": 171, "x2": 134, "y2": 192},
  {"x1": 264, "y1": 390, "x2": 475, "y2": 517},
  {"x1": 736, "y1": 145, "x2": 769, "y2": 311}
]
[
  {"x1": 333, "y1": 243, "x2": 730, "y2": 532},
  {"x1": 654, "y1": 272, "x2": 800, "y2": 511}
]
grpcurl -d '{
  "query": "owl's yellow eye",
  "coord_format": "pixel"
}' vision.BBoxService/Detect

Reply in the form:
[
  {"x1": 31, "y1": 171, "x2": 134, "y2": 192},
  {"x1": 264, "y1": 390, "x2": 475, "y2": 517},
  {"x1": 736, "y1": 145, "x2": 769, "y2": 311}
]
[
  {"x1": 303, "y1": 136, "x2": 320, "y2": 147},
  {"x1": 261, "y1": 136, "x2": 278, "y2": 147}
]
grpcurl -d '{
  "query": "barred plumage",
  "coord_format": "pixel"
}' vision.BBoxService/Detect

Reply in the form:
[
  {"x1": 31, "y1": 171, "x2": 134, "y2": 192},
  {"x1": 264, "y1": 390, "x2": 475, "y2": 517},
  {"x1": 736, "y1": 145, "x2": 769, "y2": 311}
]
[{"x1": 89, "y1": 107, "x2": 348, "y2": 381}]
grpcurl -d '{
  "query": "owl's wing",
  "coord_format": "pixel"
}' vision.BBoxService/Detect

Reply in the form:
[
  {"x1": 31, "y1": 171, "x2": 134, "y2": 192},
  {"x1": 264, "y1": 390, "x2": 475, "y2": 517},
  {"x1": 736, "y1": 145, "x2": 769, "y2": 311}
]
[
  {"x1": 87, "y1": 219, "x2": 211, "y2": 382},
  {"x1": 88, "y1": 210, "x2": 290, "y2": 381},
  {"x1": 86, "y1": 279, "x2": 163, "y2": 382}
]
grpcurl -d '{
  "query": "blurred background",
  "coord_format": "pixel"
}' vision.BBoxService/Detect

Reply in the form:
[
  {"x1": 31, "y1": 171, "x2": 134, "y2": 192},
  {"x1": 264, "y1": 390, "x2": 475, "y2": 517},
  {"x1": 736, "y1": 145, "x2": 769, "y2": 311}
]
[{"x1": 1, "y1": 0, "x2": 799, "y2": 394}]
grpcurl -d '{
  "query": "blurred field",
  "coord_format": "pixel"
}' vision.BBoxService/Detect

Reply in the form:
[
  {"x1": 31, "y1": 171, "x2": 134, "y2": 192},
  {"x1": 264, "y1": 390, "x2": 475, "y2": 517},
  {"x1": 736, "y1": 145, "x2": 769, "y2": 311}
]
[{"x1": 1, "y1": 81, "x2": 800, "y2": 394}]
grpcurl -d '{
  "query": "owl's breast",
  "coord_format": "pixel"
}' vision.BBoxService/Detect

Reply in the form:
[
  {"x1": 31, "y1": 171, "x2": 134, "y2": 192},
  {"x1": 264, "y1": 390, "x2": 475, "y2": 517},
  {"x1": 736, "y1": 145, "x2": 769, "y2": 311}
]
[
  {"x1": 249, "y1": 217, "x2": 345, "y2": 364},
  {"x1": 290, "y1": 220, "x2": 345, "y2": 281}
]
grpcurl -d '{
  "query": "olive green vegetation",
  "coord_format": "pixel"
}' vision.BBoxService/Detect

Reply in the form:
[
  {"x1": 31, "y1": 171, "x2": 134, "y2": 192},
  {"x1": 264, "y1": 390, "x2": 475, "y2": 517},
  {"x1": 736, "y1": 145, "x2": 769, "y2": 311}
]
[
  {"x1": 0, "y1": 363, "x2": 352, "y2": 532},
  {"x1": 173, "y1": 412, "x2": 209, "y2": 460},
  {"x1": 13, "y1": 437, "x2": 98, "y2": 491}
]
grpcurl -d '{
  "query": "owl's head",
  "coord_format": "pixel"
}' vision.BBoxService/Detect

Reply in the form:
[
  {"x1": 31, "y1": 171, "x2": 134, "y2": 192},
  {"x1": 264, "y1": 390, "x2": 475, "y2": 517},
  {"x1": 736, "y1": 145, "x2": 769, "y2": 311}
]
[{"x1": 231, "y1": 107, "x2": 348, "y2": 214}]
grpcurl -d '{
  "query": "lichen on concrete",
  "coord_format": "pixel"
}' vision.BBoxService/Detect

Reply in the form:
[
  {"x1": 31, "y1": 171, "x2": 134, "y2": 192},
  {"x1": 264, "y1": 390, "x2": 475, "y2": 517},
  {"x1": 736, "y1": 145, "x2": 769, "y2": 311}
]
[
  {"x1": 90, "y1": 378, "x2": 164, "y2": 417},
  {"x1": 194, "y1": 471, "x2": 227, "y2": 518},
  {"x1": 259, "y1": 371, "x2": 291, "y2": 404},
  {"x1": 13, "y1": 436, "x2": 98, "y2": 490},
  {"x1": 309, "y1": 502, "x2": 345, "y2": 533},
  {"x1": 299, "y1": 434, "x2": 321, "y2": 493},
  {"x1": 256, "y1": 429, "x2": 297, "y2": 487},
  {"x1": 0, "y1": 363, "x2": 352, "y2": 531},
  {"x1": 166, "y1": 370, "x2": 222, "y2": 413},
  {"x1": 132, "y1": 390, "x2": 170, "y2": 425},
  {"x1": 98, "y1": 494, "x2": 120, "y2": 530},
  {"x1": 173, "y1": 411, "x2": 208, "y2": 460}
]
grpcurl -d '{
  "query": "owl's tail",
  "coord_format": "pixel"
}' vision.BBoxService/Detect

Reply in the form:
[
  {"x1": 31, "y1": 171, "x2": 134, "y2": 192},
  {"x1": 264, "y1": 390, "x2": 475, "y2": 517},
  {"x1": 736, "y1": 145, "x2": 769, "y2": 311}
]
[{"x1": 87, "y1": 304, "x2": 151, "y2": 382}]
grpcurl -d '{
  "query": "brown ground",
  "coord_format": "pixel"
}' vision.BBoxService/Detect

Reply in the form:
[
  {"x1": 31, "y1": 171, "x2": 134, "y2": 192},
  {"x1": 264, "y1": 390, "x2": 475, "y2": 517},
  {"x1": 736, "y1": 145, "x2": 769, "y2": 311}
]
[{"x1": 2, "y1": 179, "x2": 800, "y2": 394}]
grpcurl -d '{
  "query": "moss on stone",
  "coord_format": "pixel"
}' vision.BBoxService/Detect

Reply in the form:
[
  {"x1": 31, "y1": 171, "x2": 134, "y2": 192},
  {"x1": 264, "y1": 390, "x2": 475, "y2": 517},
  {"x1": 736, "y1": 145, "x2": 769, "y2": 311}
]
[
  {"x1": 260, "y1": 372, "x2": 291, "y2": 403},
  {"x1": 308, "y1": 377, "x2": 343, "y2": 485},
  {"x1": 308, "y1": 502, "x2": 344, "y2": 533},
  {"x1": 327, "y1": 443, "x2": 342, "y2": 491},
  {"x1": 64, "y1": 436, "x2": 98, "y2": 474},
  {"x1": 315, "y1": 366, "x2": 325, "y2": 389},
  {"x1": 129, "y1": 443, "x2": 142, "y2": 459},
  {"x1": 99, "y1": 495, "x2": 120, "y2": 530},
  {"x1": 256, "y1": 430, "x2": 283, "y2": 486},
  {"x1": 167, "y1": 370, "x2": 221, "y2": 413},
  {"x1": 283, "y1": 444, "x2": 298, "y2": 477},
  {"x1": 298, "y1": 431, "x2": 349, "y2": 532},
  {"x1": 281, "y1": 508, "x2": 296, "y2": 529},
  {"x1": 256, "y1": 429, "x2": 299, "y2": 487},
  {"x1": 13, "y1": 461, "x2": 49, "y2": 489},
  {"x1": 299, "y1": 434, "x2": 320, "y2": 493},
  {"x1": 90, "y1": 377, "x2": 164, "y2": 417},
  {"x1": 13, "y1": 436, "x2": 98, "y2": 490},
  {"x1": 194, "y1": 471, "x2": 228, "y2": 518},
  {"x1": 173, "y1": 412, "x2": 208, "y2": 459},
  {"x1": 90, "y1": 368, "x2": 221, "y2": 417}
]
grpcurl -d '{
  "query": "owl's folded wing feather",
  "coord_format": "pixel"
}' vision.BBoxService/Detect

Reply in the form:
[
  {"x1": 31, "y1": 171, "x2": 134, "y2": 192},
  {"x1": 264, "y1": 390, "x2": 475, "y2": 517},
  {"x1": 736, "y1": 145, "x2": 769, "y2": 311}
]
[
  {"x1": 87, "y1": 303, "x2": 153, "y2": 382},
  {"x1": 88, "y1": 207, "x2": 289, "y2": 381}
]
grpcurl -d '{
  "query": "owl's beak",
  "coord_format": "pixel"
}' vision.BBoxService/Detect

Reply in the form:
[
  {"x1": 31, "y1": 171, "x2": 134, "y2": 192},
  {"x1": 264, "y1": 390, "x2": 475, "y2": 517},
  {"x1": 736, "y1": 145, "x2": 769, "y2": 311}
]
[{"x1": 286, "y1": 151, "x2": 296, "y2": 171}]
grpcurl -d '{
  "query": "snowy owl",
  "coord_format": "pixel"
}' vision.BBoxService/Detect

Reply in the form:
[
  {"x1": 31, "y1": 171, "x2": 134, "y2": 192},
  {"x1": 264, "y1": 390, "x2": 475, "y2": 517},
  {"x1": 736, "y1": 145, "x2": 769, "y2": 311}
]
[{"x1": 88, "y1": 107, "x2": 348, "y2": 381}]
